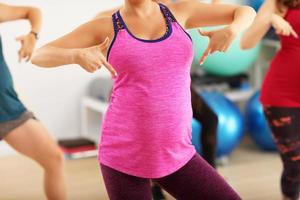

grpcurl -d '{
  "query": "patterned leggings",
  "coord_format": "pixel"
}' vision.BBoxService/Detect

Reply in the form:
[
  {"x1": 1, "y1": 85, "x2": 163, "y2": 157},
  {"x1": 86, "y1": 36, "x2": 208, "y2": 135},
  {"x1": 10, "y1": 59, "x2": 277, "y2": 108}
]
[{"x1": 264, "y1": 106, "x2": 300, "y2": 200}]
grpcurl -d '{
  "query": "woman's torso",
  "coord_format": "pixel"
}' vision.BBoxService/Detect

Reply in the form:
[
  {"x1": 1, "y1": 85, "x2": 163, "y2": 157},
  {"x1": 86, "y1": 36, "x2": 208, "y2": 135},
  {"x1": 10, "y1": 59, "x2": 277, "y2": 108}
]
[
  {"x1": 99, "y1": 4, "x2": 196, "y2": 178},
  {"x1": 261, "y1": 9, "x2": 300, "y2": 107}
]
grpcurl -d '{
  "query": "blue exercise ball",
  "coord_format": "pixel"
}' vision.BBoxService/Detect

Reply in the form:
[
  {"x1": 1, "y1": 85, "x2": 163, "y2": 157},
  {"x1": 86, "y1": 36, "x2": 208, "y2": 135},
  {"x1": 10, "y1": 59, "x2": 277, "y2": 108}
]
[
  {"x1": 192, "y1": 118, "x2": 202, "y2": 154},
  {"x1": 192, "y1": 92, "x2": 245, "y2": 157},
  {"x1": 245, "y1": 91, "x2": 277, "y2": 151}
]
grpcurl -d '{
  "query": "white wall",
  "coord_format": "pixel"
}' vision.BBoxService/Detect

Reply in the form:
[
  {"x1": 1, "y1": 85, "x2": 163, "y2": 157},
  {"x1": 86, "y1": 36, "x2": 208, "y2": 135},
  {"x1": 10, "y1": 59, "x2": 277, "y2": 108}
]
[{"x1": 0, "y1": 0, "x2": 122, "y2": 155}]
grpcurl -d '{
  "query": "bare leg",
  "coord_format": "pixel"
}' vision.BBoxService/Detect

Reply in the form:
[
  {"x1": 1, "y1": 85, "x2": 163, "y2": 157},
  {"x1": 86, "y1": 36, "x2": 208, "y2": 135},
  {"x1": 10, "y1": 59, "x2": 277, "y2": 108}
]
[{"x1": 4, "y1": 119, "x2": 67, "y2": 200}]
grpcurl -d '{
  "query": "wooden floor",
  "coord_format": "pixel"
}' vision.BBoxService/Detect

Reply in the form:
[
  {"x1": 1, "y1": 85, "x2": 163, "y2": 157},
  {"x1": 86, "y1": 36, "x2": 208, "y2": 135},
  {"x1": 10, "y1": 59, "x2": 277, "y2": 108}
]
[{"x1": 0, "y1": 141, "x2": 283, "y2": 200}]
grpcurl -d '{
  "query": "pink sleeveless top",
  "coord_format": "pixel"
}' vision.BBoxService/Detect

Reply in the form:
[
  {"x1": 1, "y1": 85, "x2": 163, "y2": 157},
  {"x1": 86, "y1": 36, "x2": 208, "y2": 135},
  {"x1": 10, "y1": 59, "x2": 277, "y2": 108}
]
[{"x1": 99, "y1": 4, "x2": 196, "y2": 178}]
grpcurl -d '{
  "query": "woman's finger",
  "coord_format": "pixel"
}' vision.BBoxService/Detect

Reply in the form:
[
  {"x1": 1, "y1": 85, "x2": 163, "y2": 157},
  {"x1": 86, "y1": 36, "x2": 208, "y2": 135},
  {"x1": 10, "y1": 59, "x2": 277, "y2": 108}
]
[
  {"x1": 200, "y1": 47, "x2": 211, "y2": 65},
  {"x1": 222, "y1": 43, "x2": 230, "y2": 52},
  {"x1": 290, "y1": 28, "x2": 298, "y2": 38},
  {"x1": 87, "y1": 65, "x2": 95, "y2": 73},
  {"x1": 96, "y1": 63, "x2": 102, "y2": 70},
  {"x1": 221, "y1": 45, "x2": 227, "y2": 52},
  {"x1": 217, "y1": 44, "x2": 226, "y2": 52},
  {"x1": 279, "y1": 30, "x2": 284, "y2": 36},
  {"x1": 16, "y1": 36, "x2": 24, "y2": 42},
  {"x1": 198, "y1": 29, "x2": 211, "y2": 37},
  {"x1": 281, "y1": 29, "x2": 287, "y2": 36},
  {"x1": 102, "y1": 59, "x2": 118, "y2": 77},
  {"x1": 23, "y1": 53, "x2": 29, "y2": 61},
  {"x1": 211, "y1": 44, "x2": 224, "y2": 53},
  {"x1": 275, "y1": 29, "x2": 281, "y2": 35},
  {"x1": 26, "y1": 53, "x2": 32, "y2": 62},
  {"x1": 284, "y1": 29, "x2": 289, "y2": 36},
  {"x1": 210, "y1": 48, "x2": 218, "y2": 54},
  {"x1": 99, "y1": 37, "x2": 110, "y2": 51},
  {"x1": 18, "y1": 50, "x2": 25, "y2": 62}
]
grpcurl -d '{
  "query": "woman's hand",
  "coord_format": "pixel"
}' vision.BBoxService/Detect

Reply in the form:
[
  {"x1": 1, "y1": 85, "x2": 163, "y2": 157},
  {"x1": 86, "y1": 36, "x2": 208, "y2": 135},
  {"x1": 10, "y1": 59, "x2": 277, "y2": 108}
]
[
  {"x1": 73, "y1": 37, "x2": 117, "y2": 77},
  {"x1": 16, "y1": 33, "x2": 37, "y2": 62},
  {"x1": 198, "y1": 26, "x2": 237, "y2": 65},
  {"x1": 271, "y1": 14, "x2": 298, "y2": 38}
]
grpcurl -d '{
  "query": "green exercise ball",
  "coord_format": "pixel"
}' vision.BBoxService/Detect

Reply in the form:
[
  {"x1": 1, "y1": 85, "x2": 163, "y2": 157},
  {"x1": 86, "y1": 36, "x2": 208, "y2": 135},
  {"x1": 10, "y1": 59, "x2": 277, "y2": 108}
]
[{"x1": 189, "y1": 27, "x2": 261, "y2": 77}]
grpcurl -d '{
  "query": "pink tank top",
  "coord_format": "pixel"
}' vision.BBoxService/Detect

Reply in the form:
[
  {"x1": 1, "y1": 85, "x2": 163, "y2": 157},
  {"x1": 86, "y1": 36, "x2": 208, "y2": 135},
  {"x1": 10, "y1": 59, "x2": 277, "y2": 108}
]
[{"x1": 99, "y1": 4, "x2": 196, "y2": 178}]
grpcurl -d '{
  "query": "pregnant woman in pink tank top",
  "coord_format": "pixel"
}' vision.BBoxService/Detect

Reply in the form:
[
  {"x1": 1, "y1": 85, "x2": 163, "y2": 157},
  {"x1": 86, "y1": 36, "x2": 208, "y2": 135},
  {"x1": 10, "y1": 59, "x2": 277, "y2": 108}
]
[{"x1": 32, "y1": 1, "x2": 255, "y2": 199}]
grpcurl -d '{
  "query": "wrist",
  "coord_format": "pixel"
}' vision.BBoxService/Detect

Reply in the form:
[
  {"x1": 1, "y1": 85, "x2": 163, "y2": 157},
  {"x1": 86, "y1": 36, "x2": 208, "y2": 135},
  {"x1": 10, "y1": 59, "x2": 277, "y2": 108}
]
[
  {"x1": 29, "y1": 31, "x2": 39, "y2": 40},
  {"x1": 270, "y1": 14, "x2": 278, "y2": 23},
  {"x1": 71, "y1": 49, "x2": 81, "y2": 65}
]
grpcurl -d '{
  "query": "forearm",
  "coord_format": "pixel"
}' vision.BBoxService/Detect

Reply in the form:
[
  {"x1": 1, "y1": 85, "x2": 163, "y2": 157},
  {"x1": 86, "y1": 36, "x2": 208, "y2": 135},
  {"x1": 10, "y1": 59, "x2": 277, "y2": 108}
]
[
  {"x1": 182, "y1": 2, "x2": 256, "y2": 29},
  {"x1": 241, "y1": 0, "x2": 276, "y2": 49},
  {"x1": 31, "y1": 16, "x2": 111, "y2": 68},
  {"x1": 32, "y1": 46, "x2": 78, "y2": 68},
  {"x1": 240, "y1": 19, "x2": 270, "y2": 49},
  {"x1": 27, "y1": 7, "x2": 42, "y2": 33}
]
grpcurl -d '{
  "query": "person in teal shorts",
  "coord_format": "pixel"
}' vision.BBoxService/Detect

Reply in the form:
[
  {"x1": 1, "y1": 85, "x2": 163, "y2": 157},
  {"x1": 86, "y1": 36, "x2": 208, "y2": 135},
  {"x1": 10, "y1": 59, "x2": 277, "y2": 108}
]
[{"x1": 0, "y1": 3, "x2": 67, "y2": 200}]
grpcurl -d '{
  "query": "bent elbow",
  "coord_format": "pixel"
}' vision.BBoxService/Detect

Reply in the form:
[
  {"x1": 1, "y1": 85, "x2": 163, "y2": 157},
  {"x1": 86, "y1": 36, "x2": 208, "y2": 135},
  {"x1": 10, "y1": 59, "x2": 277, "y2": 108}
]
[
  {"x1": 31, "y1": 50, "x2": 44, "y2": 67},
  {"x1": 244, "y1": 6, "x2": 256, "y2": 17},
  {"x1": 29, "y1": 7, "x2": 42, "y2": 15}
]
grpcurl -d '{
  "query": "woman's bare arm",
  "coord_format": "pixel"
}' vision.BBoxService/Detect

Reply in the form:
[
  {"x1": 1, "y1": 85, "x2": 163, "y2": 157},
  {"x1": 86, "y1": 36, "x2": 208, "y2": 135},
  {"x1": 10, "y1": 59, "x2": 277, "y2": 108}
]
[
  {"x1": 240, "y1": 0, "x2": 276, "y2": 49},
  {"x1": 241, "y1": 0, "x2": 298, "y2": 49},
  {"x1": 170, "y1": 2, "x2": 255, "y2": 30},
  {"x1": 241, "y1": 0, "x2": 276, "y2": 49},
  {"x1": 0, "y1": 3, "x2": 41, "y2": 32},
  {"x1": 31, "y1": 17, "x2": 116, "y2": 75},
  {"x1": 169, "y1": 2, "x2": 256, "y2": 63}
]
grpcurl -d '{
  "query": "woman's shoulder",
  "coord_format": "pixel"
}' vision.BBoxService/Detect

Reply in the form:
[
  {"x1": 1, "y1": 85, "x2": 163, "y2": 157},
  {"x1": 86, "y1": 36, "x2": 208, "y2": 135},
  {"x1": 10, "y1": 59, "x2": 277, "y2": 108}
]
[
  {"x1": 91, "y1": 16, "x2": 114, "y2": 28},
  {"x1": 162, "y1": 1, "x2": 189, "y2": 26},
  {"x1": 86, "y1": 16, "x2": 115, "y2": 37}
]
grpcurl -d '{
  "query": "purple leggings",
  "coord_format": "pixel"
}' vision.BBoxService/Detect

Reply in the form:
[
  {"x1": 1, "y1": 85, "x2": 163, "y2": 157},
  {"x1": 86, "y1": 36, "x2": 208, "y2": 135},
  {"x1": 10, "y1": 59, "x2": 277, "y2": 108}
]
[{"x1": 100, "y1": 154, "x2": 241, "y2": 200}]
